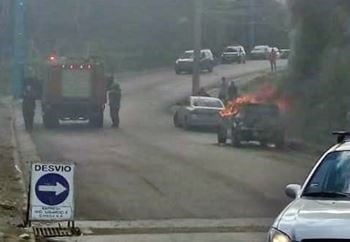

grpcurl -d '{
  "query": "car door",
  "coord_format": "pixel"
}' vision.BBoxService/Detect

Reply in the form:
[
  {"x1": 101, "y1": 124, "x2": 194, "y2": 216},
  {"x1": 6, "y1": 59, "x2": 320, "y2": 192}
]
[
  {"x1": 199, "y1": 52, "x2": 207, "y2": 69},
  {"x1": 178, "y1": 98, "x2": 191, "y2": 124}
]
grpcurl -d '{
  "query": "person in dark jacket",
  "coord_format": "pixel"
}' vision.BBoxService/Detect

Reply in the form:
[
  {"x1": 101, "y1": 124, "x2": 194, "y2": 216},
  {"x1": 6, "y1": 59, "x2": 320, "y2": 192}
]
[
  {"x1": 108, "y1": 83, "x2": 121, "y2": 128},
  {"x1": 218, "y1": 77, "x2": 228, "y2": 102},
  {"x1": 227, "y1": 81, "x2": 238, "y2": 101},
  {"x1": 22, "y1": 84, "x2": 36, "y2": 132}
]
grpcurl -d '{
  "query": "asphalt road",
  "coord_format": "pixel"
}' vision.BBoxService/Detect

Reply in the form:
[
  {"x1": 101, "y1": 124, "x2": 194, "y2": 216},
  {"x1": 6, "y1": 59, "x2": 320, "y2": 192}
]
[{"x1": 31, "y1": 60, "x2": 315, "y2": 221}]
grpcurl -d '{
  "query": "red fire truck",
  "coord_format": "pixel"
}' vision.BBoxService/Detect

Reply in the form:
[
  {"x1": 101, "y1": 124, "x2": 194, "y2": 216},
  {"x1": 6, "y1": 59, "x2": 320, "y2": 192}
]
[{"x1": 42, "y1": 56, "x2": 107, "y2": 128}]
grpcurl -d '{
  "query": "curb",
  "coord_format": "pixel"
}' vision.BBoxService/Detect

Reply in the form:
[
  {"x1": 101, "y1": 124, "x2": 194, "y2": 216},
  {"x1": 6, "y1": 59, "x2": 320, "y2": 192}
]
[
  {"x1": 9, "y1": 99, "x2": 39, "y2": 241},
  {"x1": 35, "y1": 218, "x2": 273, "y2": 236}
]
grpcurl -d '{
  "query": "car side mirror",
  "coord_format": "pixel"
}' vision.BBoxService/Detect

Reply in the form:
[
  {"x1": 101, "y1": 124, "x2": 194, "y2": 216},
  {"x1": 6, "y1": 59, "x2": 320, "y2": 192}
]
[{"x1": 285, "y1": 184, "x2": 301, "y2": 199}]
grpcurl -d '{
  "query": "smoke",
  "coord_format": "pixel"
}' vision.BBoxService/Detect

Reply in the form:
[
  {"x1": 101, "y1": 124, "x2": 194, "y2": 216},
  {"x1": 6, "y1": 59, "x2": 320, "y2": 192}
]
[{"x1": 285, "y1": 0, "x2": 350, "y2": 142}]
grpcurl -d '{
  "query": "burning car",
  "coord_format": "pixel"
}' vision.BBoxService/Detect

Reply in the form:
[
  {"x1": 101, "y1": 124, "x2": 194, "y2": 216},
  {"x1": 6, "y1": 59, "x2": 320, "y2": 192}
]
[{"x1": 217, "y1": 85, "x2": 286, "y2": 148}]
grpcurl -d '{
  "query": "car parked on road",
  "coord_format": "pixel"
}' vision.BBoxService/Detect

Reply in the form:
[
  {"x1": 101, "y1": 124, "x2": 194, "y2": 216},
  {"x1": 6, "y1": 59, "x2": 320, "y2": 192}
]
[
  {"x1": 250, "y1": 45, "x2": 271, "y2": 60},
  {"x1": 280, "y1": 49, "x2": 291, "y2": 59},
  {"x1": 268, "y1": 131, "x2": 350, "y2": 242},
  {"x1": 174, "y1": 96, "x2": 225, "y2": 129},
  {"x1": 221, "y1": 45, "x2": 246, "y2": 64},
  {"x1": 175, "y1": 49, "x2": 215, "y2": 74}
]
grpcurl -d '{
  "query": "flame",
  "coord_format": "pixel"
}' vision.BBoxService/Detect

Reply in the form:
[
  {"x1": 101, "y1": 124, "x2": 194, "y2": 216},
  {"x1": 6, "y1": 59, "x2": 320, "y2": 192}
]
[{"x1": 219, "y1": 83, "x2": 292, "y2": 118}]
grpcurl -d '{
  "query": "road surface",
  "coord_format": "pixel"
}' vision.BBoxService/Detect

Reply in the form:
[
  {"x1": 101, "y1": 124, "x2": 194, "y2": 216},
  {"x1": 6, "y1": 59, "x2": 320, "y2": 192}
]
[{"x1": 31, "y1": 60, "x2": 314, "y2": 221}]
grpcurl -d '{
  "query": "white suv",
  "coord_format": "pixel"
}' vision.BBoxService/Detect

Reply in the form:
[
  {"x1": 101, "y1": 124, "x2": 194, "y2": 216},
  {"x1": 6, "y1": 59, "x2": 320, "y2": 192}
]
[
  {"x1": 175, "y1": 49, "x2": 215, "y2": 74},
  {"x1": 221, "y1": 45, "x2": 246, "y2": 64}
]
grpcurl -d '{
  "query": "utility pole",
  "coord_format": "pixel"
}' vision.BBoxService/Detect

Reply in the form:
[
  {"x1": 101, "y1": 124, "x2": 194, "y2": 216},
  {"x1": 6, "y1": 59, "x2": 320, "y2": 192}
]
[
  {"x1": 248, "y1": 0, "x2": 256, "y2": 51},
  {"x1": 12, "y1": 0, "x2": 26, "y2": 98},
  {"x1": 192, "y1": 0, "x2": 202, "y2": 96}
]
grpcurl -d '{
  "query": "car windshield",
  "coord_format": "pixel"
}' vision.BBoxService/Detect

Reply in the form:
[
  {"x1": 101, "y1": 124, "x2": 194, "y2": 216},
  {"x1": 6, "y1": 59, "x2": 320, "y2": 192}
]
[
  {"x1": 253, "y1": 46, "x2": 268, "y2": 51},
  {"x1": 180, "y1": 52, "x2": 194, "y2": 59},
  {"x1": 192, "y1": 99, "x2": 223, "y2": 108},
  {"x1": 304, "y1": 151, "x2": 350, "y2": 197},
  {"x1": 225, "y1": 47, "x2": 239, "y2": 52}
]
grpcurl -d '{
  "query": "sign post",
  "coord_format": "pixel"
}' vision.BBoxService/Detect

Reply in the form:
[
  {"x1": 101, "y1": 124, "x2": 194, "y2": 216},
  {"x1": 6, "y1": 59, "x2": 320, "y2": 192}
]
[{"x1": 29, "y1": 163, "x2": 75, "y2": 224}]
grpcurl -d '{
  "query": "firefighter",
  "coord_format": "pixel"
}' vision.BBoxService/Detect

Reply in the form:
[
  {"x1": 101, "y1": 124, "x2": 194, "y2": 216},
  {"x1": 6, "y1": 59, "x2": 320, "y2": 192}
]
[
  {"x1": 198, "y1": 87, "x2": 210, "y2": 97},
  {"x1": 269, "y1": 48, "x2": 278, "y2": 72},
  {"x1": 218, "y1": 77, "x2": 228, "y2": 102},
  {"x1": 22, "y1": 83, "x2": 36, "y2": 132},
  {"x1": 227, "y1": 81, "x2": 238, "y2": 101},
  {"x1": 108, "y1": 83, "x2": 121, "y2": 128}
]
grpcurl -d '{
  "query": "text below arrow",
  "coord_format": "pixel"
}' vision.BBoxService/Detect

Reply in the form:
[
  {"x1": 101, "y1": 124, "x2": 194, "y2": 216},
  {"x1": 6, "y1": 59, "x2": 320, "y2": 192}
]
[{"x1": 38, "y1": 182, "x2": 67, "y2": 196}]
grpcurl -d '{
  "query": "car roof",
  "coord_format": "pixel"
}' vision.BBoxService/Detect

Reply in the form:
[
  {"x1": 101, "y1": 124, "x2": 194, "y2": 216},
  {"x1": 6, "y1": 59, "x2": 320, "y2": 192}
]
[
  {"x1": 185, "y1": 49, "x2": 212, "y2": 53},
  {"x1": 333, "y1": 141, "x2": 350, "y2": 151},
  {"x1": 226, "y1": 45, "x2": 243, "y2": 49},
  {"x1": 190, "y1": 96, "x2": 221, "y2": 101},
  {"x1": 253, "y1": 45, "x2": 269, "y2": 48}
]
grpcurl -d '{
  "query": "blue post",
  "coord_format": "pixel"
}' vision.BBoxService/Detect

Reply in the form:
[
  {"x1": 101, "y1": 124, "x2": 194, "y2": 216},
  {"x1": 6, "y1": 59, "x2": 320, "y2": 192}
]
[{"x1": 12, "y1": 0, "x2": 26, "y2": 98}]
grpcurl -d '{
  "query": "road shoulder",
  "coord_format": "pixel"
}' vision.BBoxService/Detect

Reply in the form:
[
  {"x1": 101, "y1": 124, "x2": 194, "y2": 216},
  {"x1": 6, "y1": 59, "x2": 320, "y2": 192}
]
[{"x1": 0, "y1": 97, "x2": 34, "y2": 241}]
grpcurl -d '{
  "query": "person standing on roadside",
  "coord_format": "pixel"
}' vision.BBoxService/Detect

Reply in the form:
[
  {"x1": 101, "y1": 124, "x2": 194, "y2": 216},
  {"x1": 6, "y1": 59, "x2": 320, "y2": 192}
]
[
  {"x1": 108, "y1": 83, "x2": 122, "y2": 128},
  {"x1": 218, "y1": 77, "x2": 228, "y2": 102},
  {"x1": 269, "y1": 48, "x2": 278, "y2": 72},
  {"x1": 22, "y1": 82, "x2": 36, "y2": 132},
  {"x1": 227, "y1": 81, "x2": 238, "y2": 101}
]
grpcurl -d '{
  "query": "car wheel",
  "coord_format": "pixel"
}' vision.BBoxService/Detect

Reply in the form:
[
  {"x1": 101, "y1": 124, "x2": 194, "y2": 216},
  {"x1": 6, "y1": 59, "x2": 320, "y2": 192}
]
[
  {"x1": 275, "y1": 132, "x2": 285, "y2": 149},
  {"x1": 217, "y1": 125, "x2": 227, "y2": 144},
  {"x1": 90, "y1": 109, "x2": 104, "y2": 128},
  {"x1": 184, "y1": 116, "x2": 191, "y2": 130},
  {"x1": 43, "y1": 112, "x2": 59, "y2": 129},
  {"x1": 173, "y1": 112, "x2": 181, "y2": 128},
  {"x1": 231, "y1": 128, "x2": 241, "y2": 147},
  {"x1": 260, "y1": 140, "x2": 268, "y2": 148}
]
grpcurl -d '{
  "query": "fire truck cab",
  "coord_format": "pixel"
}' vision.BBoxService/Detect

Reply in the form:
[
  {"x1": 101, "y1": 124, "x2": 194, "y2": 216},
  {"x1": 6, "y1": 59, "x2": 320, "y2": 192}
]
[{"x1": 42, "y1": 56, "x2": 107, "y2": 128}]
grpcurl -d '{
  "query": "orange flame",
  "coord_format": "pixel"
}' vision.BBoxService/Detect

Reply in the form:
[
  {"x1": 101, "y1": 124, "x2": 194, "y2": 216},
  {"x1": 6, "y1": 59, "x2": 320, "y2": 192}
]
[{"x1": 219, "y1": 83, "x2": 291, "y2": 118}]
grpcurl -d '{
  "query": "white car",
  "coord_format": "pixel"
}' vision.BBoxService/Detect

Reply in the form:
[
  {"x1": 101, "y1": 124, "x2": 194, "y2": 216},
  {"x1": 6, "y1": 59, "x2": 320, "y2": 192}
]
[
  {"x1": 250, "y1": 45, "x2": 271, "y2": 59},
  {"x1": 268, "y1": 131, "x2": 350, "y2": 242},
  {"x1": 175, "y1": 49, "x2": 215, "y2": 74},
  {"x1": 221, "y1": 45, "x2": 246, "y2": 64},
  {"x1": 173, "y1": 96, "x2": 225, "y2": 129}
]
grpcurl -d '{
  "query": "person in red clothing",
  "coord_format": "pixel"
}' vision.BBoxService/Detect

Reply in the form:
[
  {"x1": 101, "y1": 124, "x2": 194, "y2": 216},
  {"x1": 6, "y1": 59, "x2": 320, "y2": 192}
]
[{"x1": 269, "y1": 48, "x2": 278, "y2": 72}]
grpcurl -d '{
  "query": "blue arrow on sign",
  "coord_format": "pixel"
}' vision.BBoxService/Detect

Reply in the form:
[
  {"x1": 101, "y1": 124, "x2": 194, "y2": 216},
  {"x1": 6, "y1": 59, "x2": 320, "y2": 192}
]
[{"x1": 35, "y1": 173, "x2": 70, "y2": 206}]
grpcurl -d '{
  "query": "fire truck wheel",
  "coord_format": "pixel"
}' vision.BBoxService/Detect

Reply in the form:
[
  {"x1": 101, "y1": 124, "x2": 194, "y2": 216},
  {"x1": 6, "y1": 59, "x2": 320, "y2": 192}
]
[
  {"x1": 43, "y1": 113, "x2": 59, "y2": 129},
  {"x1": 90, "y1": 111, "x2": 104, "y2": 128}
]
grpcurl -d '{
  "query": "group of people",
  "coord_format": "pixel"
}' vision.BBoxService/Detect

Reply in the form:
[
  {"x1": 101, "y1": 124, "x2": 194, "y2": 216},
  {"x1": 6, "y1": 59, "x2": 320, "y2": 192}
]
[
  {"x1": 218, "y1": 77, "x2": 238, "y2": 103},
  {"x1": 21, "y1": 77, "x2": 122, "y2": 132},
  {"x1": 196, "y1": 77, "x2": 238, "y2": 104}
]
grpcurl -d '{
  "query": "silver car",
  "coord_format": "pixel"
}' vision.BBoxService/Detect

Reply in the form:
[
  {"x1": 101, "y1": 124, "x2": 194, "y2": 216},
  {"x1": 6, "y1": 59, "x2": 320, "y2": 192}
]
[
  {"x1": 250, "y1": 45, "x2": 271, "y2": 60},
  {"x1": 268, "y1": 132, "x2": 350, "y2": 242},
  {"x1": 173, "y1": 96, "x2": 224, "y2": 129}
]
